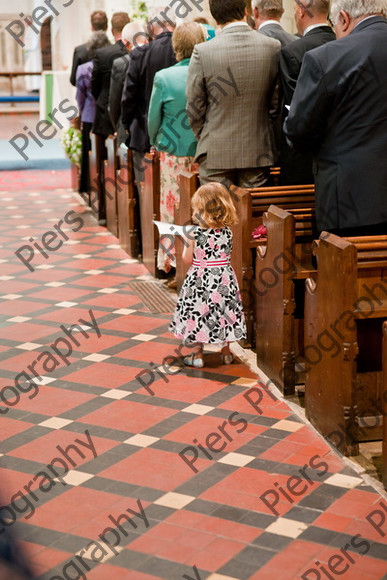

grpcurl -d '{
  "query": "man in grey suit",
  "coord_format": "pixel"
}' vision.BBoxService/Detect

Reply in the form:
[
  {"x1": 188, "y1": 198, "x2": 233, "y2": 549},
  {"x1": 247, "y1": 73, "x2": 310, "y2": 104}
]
[
  {"x1": 186, "y1": 0, "x2": 281, "y2": 188},
  {"x1": 109, "y1": 22, "x2": 148, "y2": 147},
  {"x1": 253, "y1": 0, "x2": 297, "y2": 47}
]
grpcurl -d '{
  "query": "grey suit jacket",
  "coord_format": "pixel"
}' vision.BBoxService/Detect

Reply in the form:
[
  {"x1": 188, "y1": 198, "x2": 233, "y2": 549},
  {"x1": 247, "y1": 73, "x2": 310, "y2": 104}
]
[
  {"x1": 186, "y1": 24, "x2": 281, "y2": 170},
  {"x1": 258, "y1": 22, "x2": 297, "y2": 48},
  {"x1": 109, "y1": 53, "x2": 131, "y2": 146}
]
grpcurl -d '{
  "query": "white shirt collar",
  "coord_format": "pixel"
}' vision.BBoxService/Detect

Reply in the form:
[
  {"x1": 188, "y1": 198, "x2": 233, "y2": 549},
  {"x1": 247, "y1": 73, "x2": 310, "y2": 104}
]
[
  {"x1": 259, "y1": 20, "x2": 281, "y2": 29},
  {"x1": 222, "y1": 21, "x2": 249, "y2": 31},
  {"x1": 304, "y1": 22, "x2": 330, "y2": 36}
]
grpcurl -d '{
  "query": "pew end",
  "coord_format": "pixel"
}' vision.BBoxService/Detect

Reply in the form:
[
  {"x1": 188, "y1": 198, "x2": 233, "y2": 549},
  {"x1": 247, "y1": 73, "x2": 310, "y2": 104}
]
[
  {"x1": 304, "y1": 233, "x2": 387, "y2": 456},
  {"x1": 116, "y1": 148, "x2": 141, "y2": 258},
  {"x1": 104, "y1": 136, "x2": 119, "y2": 238},
  {"x1": 142, "y1": 151, "x2": 161, "y2": 277},
  {"x1": 89, "y1": 133, "x2": 106, "y2": 223}
]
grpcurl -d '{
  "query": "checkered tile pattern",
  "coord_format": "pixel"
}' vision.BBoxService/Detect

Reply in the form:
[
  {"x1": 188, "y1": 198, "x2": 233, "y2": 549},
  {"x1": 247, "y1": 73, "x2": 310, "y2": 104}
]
[{"x1": 0, "y1": 175, "x2": 386, "y2": 580}]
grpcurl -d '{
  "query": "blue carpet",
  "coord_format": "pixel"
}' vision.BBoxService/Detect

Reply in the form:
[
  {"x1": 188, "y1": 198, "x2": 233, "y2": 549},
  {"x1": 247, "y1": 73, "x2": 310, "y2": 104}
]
[{"x1": 0, "y1": 139, "x2": 71, "y2": 171}]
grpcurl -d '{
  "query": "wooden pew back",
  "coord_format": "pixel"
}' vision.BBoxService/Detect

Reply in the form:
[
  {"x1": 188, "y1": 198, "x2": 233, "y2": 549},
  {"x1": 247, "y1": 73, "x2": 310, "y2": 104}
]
[
  {"x1": 304, "y1": 233, "x2": 387, "y2": 456},
  {"x1": 116, "y1": 148, "x2": 141, "y2": 258}
]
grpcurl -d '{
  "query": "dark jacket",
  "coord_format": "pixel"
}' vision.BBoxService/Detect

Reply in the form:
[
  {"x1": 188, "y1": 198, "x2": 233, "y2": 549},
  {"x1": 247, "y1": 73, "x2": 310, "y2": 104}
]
[
  {"x1": 122, "y1": 32, "x2": 176, "y2": 153},
  {"x1": 284, "y1": 16, "x2": 387, "y2": 231},
  {"x1": 70, "y1": 43, "x2": 92, "y2": 87},
  {"x1": 279, "y1": 25, "x2": 335, "y2": 185},
  {"x1": 109, "y1": 53, "x2": 131, "y2": 146},
  {"x1": 280, "y1": 25, "x2": 335, "y2": 105},
  {"x1": 258, "y1": 22, "x2": 297, "y2": 48},
  {"x1": 91, "y1": 40, "x2": 126, "y2": 138}
]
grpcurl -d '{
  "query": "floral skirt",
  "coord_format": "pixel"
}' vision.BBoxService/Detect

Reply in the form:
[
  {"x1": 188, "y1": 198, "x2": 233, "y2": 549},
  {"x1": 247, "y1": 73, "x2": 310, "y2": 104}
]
[{"x1": 157, "y1": 151, "x2": 198, "y2": 272}]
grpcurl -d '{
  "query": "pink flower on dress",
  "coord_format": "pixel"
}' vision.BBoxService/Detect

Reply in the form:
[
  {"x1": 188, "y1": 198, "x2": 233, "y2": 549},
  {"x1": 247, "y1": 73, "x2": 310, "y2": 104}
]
[
  {"x1": 222, "y1": 273, "x2": 229, "y2": 285},
  {"x1": 196, "y1": 330, "x2": 209, "y2": 343},
  {"x1": 195, "y1": 248, "x2": 206, "y2": 260},
  {"x1": 186, "y1": 319, "x2": 197, "y2": 332},
  {"x1": 166, "y1": 191, "x2": 177, "y2": 216},
  {"x1": 220, "y1": 252, "x2": 228, "y2": 259},
  {"x1": 200, "y1": 303, "x2": 209, "y2": 315},
  {"x1": 210, "y1": 291, "x2": 222, "y2": 304},
  {"x1": 220, "y1": 317, "x2": 226, "y2": 328},
  {"x1": 228, "y1": 312, "x2": 237, "y2": 324},
  {"x1": 209, "y1": 238, "x2": 216, "y2": 248}
]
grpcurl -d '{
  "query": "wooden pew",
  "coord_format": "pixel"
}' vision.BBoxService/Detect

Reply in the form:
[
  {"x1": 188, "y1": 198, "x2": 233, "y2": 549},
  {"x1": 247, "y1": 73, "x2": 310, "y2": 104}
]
[
  {"x1": 116, "y1": 148, "x2": 141, "y2": 258},
  {"x1": 232, "y1": 185, "x2": 315, "y2": 345},
  {"x1": 255, "y1": 205, "x2": 315, "y2": 395},
  {"x1": 304, "y1": 233, "x2": 387, "y2": 456},
  {"x1": 383, "y1": 321, "x2": 387, "y2": 490},
  {"x1": 89, "y1": 133, "x2": 106, "y2": 223},
  {"x1": 104, "y1": 136, "x2": 119, "y2": 238},
  {"x1": 175, "y1": 171, "x2": 199, "y2": 289},
  {"x1": 141, "y1": 151, "x2": 160, "y2": 277}
]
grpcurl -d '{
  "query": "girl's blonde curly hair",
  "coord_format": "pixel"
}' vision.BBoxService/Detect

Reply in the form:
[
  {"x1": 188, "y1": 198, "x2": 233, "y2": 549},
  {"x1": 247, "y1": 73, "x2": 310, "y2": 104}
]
[{"x1": 191, "y1": 182, "x2": 238, "y2": 229}]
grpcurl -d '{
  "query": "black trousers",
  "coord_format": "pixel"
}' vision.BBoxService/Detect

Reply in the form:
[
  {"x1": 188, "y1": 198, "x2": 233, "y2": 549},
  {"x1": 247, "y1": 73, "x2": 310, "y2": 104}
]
[
  {"x1": 80, "y1": 121, "x2": 92, "y2": 194},
  {"x1": 327, "y1": 222, "x2": 387, "y2": 237}
]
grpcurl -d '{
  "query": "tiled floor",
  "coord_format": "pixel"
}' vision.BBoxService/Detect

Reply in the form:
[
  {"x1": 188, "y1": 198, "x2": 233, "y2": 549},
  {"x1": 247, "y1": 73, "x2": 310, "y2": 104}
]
[{"x1": 0, "y1": 171, "x2": 386, "y2": 580}]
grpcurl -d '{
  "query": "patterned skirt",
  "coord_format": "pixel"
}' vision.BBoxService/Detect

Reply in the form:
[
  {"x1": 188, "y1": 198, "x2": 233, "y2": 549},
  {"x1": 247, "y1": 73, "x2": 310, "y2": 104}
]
[{"x1": 157, "y1": 151, "x2": 198, "y2": 272}]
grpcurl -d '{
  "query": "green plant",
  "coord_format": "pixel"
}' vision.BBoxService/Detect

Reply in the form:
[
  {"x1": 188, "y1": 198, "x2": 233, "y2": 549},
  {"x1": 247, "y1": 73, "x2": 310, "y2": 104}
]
[
  {"x1": 132, "y1": 1, "x2": 148, "y2": 21},
  {"x1": 61, "y1": 127, "x2": 82, "y2": 168}
]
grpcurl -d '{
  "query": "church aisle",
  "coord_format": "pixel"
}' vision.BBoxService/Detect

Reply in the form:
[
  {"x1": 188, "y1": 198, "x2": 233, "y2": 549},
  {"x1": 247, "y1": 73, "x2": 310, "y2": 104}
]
[{"x1": 0, "y1": 177, "x2": 386, "y2": 580}]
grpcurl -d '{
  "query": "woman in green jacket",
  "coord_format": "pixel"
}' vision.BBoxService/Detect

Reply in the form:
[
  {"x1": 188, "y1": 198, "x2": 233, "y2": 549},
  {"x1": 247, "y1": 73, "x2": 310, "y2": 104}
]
[{"x1": 148, "y1": 22, "x2": 205, "y2": 275}]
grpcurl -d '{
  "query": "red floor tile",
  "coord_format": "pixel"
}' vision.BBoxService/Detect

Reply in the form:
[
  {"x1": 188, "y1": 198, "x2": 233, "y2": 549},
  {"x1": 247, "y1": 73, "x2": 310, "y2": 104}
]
[
  {"x1": 100, "y1": 447, "x2": 206, "y2": 490},
  {"x1": 81, "y1": 400, "x2": 177, "y2": 433}
]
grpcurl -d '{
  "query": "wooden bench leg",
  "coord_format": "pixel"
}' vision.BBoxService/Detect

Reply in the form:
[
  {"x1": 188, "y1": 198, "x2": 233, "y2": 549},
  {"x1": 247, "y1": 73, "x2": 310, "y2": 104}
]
[{"x1": 105, "y1": 136, "x2": 119, "y2": 238}]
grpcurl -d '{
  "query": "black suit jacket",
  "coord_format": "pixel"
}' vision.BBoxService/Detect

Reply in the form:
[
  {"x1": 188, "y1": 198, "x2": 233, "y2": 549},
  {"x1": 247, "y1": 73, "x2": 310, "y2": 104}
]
[
  {"x1": 109, "y1": 53, "x2": 131, "y2": 147},
  {"x1": 280, "y1": 25, "x2": 335, "y2": 104},
  {"x1": 258, "y1": 22, "x2": 297, "y2": 48},
  {"x1": 284, "y1": 17, "x2": 387, "y2": 231},
  {"x1": 70, "y1": 43, "x2": 91, "y2": 87},
  {"x1": 91, "y1": 40, "x2": 126, "y2": 138},
  {"x1": 122, "y1": 32, "x2": 176, "y2": 153},
  {"x1": 279, "y1": 25, "x2": 335, "y2": 185}
]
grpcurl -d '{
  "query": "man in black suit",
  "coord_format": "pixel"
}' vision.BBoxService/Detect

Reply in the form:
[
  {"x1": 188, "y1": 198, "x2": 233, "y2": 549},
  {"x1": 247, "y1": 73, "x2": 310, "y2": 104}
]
[
  {"x1": 70, "y1": 11, "x2": 108, "y2": 86},
  {"x1": 109, "y1": 21, "x2": 148, "y2": 147},
  {"x1": 253, "y1": 0, "x2": 297, "y2": 47},
  {"x1": 284, "y1": 0, "x2": 387, "y2": 235},
  {"x1": 121, "y1": 6, "x2": 176, "y2": 188},
  {"x1": 91, "y1": 12, "x2": 130, "y2": 139},
  {"x1": 279, "y1": 0, "x2": 335, "y2": 184}
]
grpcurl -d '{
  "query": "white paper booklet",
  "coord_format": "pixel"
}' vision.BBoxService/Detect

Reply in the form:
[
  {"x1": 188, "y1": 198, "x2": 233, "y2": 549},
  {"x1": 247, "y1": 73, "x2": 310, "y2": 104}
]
[{"x1": 153, "y1": 221, "x2": 196, "y2": 237}]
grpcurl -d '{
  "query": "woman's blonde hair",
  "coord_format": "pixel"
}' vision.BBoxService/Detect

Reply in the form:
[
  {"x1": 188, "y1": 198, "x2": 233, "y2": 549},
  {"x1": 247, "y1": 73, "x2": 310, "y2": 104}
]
[
  {"x1": 172, "y1": 22, "x2": 205, "y2": 61},
  {"x1": 191, "y1": 183, "x2": 238, "y2": 229}
]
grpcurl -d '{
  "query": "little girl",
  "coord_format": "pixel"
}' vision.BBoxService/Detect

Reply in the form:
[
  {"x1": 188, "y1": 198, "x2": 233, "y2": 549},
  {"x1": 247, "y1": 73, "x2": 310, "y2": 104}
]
[{"x1": 170, "y1": 182, "x2": 247, "y2": 368}]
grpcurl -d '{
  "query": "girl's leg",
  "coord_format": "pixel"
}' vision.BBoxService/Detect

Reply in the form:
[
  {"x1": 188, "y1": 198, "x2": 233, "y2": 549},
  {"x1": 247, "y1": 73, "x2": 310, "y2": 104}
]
[{"x1": 220, "y1": 342, "x2": 234, "y2": 365}]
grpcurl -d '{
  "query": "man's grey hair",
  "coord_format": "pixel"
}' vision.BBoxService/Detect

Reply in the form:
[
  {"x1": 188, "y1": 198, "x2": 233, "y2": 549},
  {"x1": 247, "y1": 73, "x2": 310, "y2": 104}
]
[
  {"x1": 122, "y1": 21, "x2": 146, "y2": 44},
  {"x1": 331, "y1": 0, "x2": 387, "y2": 23},
  {"x1": 251, "y1": 0, "x2": 284, "y2": 12}
]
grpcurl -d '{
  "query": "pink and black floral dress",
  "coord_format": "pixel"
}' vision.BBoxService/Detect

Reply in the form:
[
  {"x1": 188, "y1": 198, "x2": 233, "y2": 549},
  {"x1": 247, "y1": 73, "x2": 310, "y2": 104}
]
[{"x1": 170, "y1": 226, "x2": 246, "y2": 345}]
